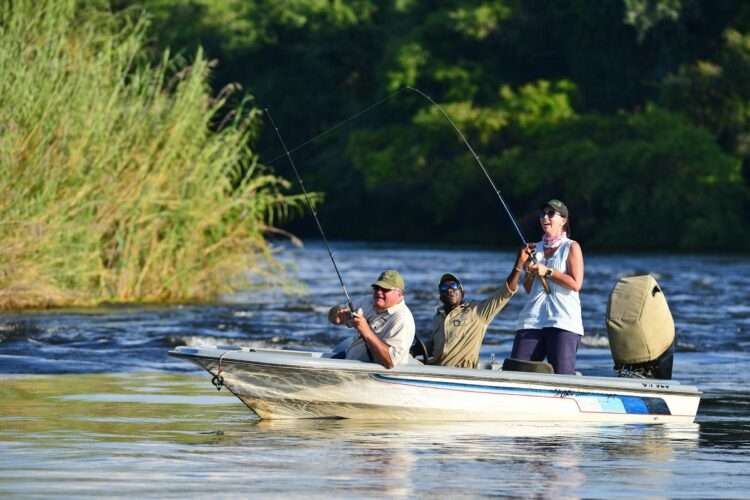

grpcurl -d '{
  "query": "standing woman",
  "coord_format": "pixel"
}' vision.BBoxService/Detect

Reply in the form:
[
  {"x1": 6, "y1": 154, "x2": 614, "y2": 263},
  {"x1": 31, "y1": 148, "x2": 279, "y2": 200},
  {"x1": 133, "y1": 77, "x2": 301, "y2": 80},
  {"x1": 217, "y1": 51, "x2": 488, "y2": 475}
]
[{"x1": 511, "y1": 199, "x2": 584, "y2": 374}]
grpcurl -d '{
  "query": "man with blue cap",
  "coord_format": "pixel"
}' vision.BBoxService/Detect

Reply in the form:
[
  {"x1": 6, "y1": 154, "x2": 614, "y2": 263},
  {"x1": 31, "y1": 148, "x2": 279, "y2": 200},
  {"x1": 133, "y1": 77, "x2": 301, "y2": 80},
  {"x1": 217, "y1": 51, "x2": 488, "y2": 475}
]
[{"x1": 427, "y1": 249, "x2": 528, "y2": 368}]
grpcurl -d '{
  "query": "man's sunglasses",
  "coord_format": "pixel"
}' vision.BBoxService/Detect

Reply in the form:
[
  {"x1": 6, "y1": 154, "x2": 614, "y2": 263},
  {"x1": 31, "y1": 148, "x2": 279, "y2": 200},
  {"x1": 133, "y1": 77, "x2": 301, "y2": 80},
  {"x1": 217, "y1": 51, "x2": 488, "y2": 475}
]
[{"x1": 439, "y1": 282, "x2": 461, "y2": 293}]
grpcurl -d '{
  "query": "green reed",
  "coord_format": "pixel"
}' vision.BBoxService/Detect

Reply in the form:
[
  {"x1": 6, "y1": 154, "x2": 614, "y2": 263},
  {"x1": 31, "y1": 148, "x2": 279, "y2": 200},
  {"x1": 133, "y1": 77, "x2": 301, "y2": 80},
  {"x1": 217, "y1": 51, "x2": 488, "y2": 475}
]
[{"x1": 0, "y1": 0, "x2": 307, "y2": 308}]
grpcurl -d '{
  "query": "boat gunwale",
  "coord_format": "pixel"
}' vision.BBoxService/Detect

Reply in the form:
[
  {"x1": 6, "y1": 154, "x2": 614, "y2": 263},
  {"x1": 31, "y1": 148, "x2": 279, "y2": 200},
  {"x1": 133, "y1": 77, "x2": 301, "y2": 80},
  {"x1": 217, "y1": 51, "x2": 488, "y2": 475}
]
[{"x1": 168, "y1": 347, "x2": 702, "y2": 398}]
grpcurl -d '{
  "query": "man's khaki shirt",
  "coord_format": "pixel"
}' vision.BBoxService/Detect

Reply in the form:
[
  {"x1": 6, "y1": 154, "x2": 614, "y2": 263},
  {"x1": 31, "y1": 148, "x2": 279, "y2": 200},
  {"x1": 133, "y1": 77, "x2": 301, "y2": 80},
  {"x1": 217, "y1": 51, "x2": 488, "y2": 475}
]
[{"x1": 429, "y1": 282, "x2": 516, "y2": 368}]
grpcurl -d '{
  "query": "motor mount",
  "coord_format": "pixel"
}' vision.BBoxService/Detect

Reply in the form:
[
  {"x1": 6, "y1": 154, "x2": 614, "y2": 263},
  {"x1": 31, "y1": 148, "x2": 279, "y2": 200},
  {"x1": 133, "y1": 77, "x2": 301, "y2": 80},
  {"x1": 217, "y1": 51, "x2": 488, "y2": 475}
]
[{"x1": 606, "y1": 274, "x2": 675, "y2": 379}]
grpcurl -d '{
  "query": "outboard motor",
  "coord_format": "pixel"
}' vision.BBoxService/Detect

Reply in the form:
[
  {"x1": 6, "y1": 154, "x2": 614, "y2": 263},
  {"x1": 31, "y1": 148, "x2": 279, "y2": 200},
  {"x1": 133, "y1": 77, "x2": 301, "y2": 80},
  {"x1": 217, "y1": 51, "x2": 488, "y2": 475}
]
[{"x1": 606, "y1": 275, "x2": 675, "y2": 379}]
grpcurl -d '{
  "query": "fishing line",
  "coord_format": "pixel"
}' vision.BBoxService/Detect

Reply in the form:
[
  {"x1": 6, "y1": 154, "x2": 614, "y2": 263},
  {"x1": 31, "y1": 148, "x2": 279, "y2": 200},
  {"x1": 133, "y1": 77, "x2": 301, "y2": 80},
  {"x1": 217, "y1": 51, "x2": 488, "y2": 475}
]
[
  {"x1": 266, "y1": 108, "x2": 377, "y2": 360},
  {"x1": 404, "y1": 87, "x2": 548, "y2": 291},
  {"x1": 265, "y1": 108, "x2": 356, "y2": 313},
  {"x1": 404, "y1": 87, "x2": 531, "y2": 248},
  {"x1": 265, "y1": 87, "x2": 545, "y2": 281},
  {"x1": 266, "y1": 87, "x2": 411, "y2": 165}
]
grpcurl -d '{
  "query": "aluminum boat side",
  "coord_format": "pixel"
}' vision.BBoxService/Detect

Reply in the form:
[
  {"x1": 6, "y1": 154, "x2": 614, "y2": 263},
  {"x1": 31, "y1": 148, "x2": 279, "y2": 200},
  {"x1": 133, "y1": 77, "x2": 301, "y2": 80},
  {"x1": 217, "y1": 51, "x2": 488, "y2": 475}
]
[{"x1": 169, "y1": 346, "x2": 701, "y2": 423}]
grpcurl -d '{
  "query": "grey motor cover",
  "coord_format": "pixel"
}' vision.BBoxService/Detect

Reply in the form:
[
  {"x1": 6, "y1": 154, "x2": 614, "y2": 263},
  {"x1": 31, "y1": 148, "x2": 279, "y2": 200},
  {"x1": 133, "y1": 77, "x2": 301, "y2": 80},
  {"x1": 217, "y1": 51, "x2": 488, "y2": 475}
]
[{"x1": 606, "y1": 274, "x2": 675, "y2": 365}]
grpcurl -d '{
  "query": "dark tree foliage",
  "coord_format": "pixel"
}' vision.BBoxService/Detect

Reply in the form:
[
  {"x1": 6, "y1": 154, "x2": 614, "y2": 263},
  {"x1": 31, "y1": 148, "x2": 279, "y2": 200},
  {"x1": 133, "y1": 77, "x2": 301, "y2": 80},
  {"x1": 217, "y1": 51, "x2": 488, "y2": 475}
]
[{"x1": 115, "y1": 0, "x2": 750, "y2": 251}]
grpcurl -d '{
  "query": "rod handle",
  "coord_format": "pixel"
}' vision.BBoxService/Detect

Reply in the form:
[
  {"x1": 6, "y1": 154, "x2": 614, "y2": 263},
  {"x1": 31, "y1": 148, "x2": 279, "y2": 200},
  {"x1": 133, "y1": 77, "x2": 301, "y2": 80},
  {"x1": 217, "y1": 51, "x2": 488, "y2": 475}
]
[
  {"x1": 524, "y1": 270, "x2": 551, "y2": 294},
  {"x1": 539, "y1": 274, "x2": 551, "y2": 294}
]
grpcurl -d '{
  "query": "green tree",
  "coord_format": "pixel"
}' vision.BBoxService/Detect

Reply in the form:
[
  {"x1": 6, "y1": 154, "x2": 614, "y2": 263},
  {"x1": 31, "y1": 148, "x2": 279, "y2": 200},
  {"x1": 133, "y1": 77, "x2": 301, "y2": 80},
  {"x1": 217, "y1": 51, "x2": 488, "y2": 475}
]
[
  {"x1": 661, "y1": 29, "x2": 750, "y2": 179},
  {"x1": 114, "y1": 0, "x2": 750, "y2": 251},
  {"x1": 497, "y1": 107, "x2": 744, "y2": 250}
]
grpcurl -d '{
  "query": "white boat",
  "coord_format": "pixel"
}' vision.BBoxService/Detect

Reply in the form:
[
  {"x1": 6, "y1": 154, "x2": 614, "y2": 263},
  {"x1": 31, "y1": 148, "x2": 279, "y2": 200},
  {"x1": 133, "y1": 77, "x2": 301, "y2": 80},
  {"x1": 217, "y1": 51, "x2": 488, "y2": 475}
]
[
  {"x1": 169, "y1": 275, "x2": 701, "y2": 423},
  {"x1": 168, "y1": 345, "x2": 700, "y2": 423}
]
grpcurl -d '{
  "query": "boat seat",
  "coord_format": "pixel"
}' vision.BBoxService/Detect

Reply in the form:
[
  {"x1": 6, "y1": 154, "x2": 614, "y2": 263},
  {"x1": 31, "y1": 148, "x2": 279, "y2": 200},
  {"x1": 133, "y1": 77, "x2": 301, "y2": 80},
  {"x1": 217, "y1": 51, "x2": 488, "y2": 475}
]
[
  {"x1": 501, "y1": 358, "x2": 554, "y2": 374},
  {"x1": 409, "y1": 335, "x2": 430, "y2": 363}
]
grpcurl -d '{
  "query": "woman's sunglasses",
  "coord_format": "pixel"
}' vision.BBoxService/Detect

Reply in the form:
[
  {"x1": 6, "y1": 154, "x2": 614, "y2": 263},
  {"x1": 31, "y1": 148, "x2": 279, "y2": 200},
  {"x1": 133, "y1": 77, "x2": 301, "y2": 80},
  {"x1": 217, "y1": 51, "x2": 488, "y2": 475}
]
[{"x1": 539, "y1": 209, "x2": 558, "y2": 219}]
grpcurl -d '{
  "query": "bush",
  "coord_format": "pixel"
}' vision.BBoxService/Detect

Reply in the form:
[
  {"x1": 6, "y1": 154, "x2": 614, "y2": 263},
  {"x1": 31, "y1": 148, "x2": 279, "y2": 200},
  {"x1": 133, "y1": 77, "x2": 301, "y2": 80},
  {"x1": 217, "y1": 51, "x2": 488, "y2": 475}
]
[{"x1": 0, "y1": 0, "x2": 305, "y2": 308}]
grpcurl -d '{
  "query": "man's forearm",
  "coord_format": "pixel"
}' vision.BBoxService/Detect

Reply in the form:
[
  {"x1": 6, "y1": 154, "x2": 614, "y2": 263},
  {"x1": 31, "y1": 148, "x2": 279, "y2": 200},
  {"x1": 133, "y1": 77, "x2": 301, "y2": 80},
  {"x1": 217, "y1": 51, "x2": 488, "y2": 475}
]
[
  {"x1": 506, "y1": 264, "x2": 523, "y2": 292},
  {"x1": 358, "y1": 324, "x2": 394, "y2": 368}
]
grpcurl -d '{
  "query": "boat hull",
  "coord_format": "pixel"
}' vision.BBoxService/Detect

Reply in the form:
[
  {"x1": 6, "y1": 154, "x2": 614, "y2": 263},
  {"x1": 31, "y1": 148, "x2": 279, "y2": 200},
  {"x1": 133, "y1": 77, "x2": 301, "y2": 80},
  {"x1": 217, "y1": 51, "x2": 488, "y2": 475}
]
[{"x1": 169, "y1": 346, "x2": 700, "y2": 423}]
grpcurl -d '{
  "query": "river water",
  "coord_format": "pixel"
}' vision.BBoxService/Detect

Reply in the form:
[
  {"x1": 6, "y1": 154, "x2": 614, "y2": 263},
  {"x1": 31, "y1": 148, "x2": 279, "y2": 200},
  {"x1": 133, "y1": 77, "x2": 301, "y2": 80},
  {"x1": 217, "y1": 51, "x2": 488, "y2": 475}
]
[{"x1": 1, "y1": 242, "x2": 749, "y2": 498}]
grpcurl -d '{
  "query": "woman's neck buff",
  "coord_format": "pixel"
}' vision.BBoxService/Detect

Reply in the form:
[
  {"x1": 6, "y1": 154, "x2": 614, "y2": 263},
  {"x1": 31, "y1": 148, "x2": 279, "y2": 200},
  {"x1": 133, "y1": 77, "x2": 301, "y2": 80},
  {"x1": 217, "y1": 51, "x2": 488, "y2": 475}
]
[{"x1": 543, "y1": 231, "x2": 568, "y2": 249}]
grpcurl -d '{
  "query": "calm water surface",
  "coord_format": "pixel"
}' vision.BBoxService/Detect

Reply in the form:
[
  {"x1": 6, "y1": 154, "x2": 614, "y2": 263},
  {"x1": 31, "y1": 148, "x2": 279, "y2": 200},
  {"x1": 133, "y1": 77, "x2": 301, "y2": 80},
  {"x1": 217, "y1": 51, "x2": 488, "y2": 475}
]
[{"x1": 1, "y1": 242, "x2": 749, "y2": 498}]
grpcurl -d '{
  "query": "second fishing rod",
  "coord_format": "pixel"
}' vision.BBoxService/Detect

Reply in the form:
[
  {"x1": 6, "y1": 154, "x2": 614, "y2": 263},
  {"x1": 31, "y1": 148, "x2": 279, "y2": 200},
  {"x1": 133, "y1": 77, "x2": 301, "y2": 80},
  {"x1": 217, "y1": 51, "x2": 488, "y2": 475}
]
[
  {"x1": 264, "y1": 108, "x2": 376, "y2": 361},
  {"x1": 267, "y1": 87, "x2": 550, "y2": 293}
]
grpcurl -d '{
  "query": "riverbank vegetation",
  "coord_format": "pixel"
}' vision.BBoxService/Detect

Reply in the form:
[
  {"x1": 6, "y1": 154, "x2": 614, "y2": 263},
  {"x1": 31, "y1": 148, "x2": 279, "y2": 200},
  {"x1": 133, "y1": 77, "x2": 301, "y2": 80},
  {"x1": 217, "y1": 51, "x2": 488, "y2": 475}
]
[
  {"x1": 130, "y1": 0, "x2": 750, "y2": 251},
  {"x1": 0, "y1": 0, "x2": 306, "y2": 309},
  {"x1": 2, "y1": 1, "x2": 748, "y2": 308}
]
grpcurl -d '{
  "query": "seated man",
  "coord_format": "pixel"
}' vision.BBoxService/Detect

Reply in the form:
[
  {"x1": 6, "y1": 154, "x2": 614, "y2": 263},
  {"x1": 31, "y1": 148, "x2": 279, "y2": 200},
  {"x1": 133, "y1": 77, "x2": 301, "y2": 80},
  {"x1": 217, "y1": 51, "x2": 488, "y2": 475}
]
[
  {"x1": 328, "y1": 270, "x2": 415, "y2": 369},
  {"x1": 427, "y1": 249, "x2": 527, "y2": 368}
]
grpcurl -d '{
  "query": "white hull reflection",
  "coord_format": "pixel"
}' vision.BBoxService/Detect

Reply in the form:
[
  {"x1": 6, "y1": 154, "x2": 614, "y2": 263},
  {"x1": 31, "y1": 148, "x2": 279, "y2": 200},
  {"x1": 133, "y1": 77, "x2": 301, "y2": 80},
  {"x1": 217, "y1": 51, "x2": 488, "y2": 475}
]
[{"x1": 169, "y1": 346, "x2": 701, "y2": 423}]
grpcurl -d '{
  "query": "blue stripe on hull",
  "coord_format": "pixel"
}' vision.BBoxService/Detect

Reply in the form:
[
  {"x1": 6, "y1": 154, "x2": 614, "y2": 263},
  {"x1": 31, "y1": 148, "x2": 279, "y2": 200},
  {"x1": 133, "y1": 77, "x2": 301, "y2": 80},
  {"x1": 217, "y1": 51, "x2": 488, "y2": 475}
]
[{"x1": 372, "y1": 374, "x2": 671, "y2": 416}]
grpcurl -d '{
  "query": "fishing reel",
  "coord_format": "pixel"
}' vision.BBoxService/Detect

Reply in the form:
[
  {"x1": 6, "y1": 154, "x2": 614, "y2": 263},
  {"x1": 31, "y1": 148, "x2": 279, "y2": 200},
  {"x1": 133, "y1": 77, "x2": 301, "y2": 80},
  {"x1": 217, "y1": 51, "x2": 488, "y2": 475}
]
[{"x1": 344, "y1": 307, "x2": 364, "y2": 328}]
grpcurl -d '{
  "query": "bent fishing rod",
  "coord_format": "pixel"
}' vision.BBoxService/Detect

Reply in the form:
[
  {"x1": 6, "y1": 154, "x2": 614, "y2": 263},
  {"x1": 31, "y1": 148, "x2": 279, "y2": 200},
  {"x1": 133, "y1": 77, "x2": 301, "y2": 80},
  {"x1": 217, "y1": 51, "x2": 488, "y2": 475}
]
[
  {"x1": 264, "y1": 109, "x2": 357, "y2": 314},
  {"x1": 266, "y1": 87, "x2": 549, "y2": 292},
  {"x1": 404, "y1": 87, "x2": 550, "y2": 293}
]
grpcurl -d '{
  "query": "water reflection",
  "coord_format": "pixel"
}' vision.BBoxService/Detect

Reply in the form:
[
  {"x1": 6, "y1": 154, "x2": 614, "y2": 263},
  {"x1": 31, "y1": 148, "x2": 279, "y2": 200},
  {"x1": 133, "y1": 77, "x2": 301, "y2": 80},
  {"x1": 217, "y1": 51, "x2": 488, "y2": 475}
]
[
  {"x1": 243, "y1": 419, "x2": 700, "y2": 497},
  {"x1": 250, "y1": 419, "x2": 592, "y2": 497},
  {"x1": 3, "y1": 372, "x2": 746, "y2": 499},
  {"x1": 0, "y1": 373, "x2": 238, "y2": 445}
]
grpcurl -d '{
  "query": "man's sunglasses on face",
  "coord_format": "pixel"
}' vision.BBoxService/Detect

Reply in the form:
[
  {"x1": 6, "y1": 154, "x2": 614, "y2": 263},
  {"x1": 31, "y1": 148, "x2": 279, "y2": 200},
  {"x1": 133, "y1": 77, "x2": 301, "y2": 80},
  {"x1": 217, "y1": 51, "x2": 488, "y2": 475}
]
[{"x1": 439, "y1": 282, "x2": 461, "y2": 293}]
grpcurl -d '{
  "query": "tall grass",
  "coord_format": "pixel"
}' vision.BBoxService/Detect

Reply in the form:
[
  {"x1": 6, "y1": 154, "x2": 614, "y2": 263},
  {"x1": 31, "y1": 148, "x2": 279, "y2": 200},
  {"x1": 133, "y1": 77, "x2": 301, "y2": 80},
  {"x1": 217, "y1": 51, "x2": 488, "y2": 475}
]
[{"x1": 0, "y1": 0, "x2": 307, "y2": 309}]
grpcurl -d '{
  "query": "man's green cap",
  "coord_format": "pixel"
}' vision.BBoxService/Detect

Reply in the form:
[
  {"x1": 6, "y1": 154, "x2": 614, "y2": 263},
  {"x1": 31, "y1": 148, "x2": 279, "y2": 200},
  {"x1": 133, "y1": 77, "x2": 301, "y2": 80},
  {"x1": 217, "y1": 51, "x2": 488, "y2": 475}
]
[
  {"x1": 372, "y1": 270, "x2": 405, "y2": 290},
  {"x1": 438, "y1": 272, "x2": 463, "y2": 289},
  {"x1": 542, "y1": 199, "x2": 569, "y2": 217}
]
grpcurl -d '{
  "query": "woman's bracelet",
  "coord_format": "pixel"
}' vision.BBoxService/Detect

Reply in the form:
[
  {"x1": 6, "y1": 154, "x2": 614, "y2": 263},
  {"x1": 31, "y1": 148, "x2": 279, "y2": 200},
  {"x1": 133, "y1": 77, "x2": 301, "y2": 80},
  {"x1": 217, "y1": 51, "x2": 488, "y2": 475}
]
[{"x1": 514, "y1": 266, "x2": 523, "y2": 273}]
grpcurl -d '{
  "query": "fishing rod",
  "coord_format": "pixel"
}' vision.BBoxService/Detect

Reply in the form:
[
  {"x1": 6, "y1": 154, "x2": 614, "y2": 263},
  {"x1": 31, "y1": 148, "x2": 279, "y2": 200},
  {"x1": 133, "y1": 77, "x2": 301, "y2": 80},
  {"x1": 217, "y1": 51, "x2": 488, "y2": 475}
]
[
  {"x1": 266, "y1": 87, "x2": 549, "y2": 292},
  {"x1": 264, "y1": 108, "x2": 357, "y2": 313},
  {"x1": 404, "y1": 87, "x2": 550, "y2": 293},
  {"x1": 265, "y1": 109, "x2": 377, "y2": 362}
]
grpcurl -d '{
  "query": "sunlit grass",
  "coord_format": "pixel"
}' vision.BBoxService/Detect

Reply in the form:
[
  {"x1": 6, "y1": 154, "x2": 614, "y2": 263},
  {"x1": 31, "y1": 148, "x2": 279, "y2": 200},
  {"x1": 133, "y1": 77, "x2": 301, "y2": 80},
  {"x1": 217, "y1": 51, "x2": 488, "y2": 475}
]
[{"x1": 0, "y1": 0, "x2": 307, "y2": 308}]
